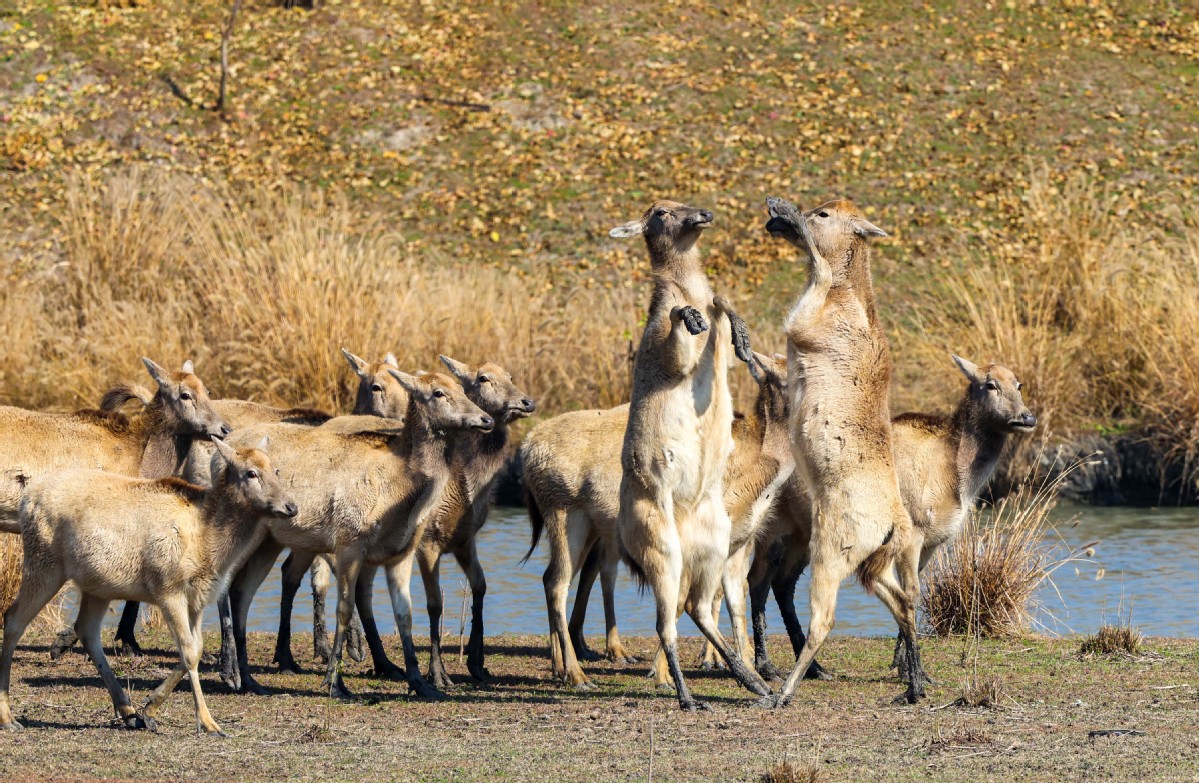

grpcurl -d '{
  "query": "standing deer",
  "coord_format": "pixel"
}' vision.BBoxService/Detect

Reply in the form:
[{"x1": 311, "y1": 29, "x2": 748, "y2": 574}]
[
  {"x1": 610, "y1": 200, "x2": 769, "y2": 710},
  {"x1": 0, "y1": 438, "x2": 295, "y2": 736},
  {"x1": 763, "y1": 195, "x2": 927, "y2": 706}
]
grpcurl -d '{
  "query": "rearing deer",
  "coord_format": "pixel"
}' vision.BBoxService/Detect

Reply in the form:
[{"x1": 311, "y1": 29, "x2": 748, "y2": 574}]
[
  {"x1": 764, "y1": 196, "x2": 927, "y2": 706},
  {"x1": 610, "y1": 200, "x2": 769, "y2": 710}
]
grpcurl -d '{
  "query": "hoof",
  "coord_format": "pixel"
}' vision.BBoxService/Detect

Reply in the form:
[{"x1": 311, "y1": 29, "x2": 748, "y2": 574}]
[
  {"x1": 655, "y1": 682, "x2": 675, "y2": 693},
  {"x1": 375, "y1": 662, "x2": 407, "y2": 682},
  {"x1": 572, "y1": 680, "x2": 597, "y2": 692},
  {"x1": 205, "y1": 728, "x2": 230, "y2": 739},
  {"x1": 409, "y1": 681, "x2": 447, "y2": 701},
  {"x1": 114, "y1": 639, "x2": 143, "y2": 657},
  {"x1": 752, "y1": 694, "x2": 777, "y2": 710},
  {"x1": 756, "y1": 662, "x2": 786, "y2": 682},
  {"x1": 679, "y1": 698, "x2": 710, "y2": 712},
  {"x1": 324, "y1": 679, "x2": 355, "y2": 701},
  {"x1": 240, "y1": 676, "x2": 270, "y2": 697},
  {"x1": 276, "y1": 659, "x2": 303, "y2": 675},
  {"x1": 219, "y1": 671, "x2": 242, "y2": 693},
  {"x1": 576, "y1": 647, "x2": 603, "y2": 663},
  {"x1": 49, "y1": 629, "x2": 78, "y2": 661},
  {"x1": 806, "y1": 661, "x2": 834, "y2": 682},
  {"x1": 699, "y1": 660, "x2": 725, "y2": 672},
  {"x1": 346, "y1": 635, "x2": 366, "y2": 664},
  {"x1": 1, "y1": 719, "x2": 23, "y2": 731},
  {"x1": 608, "y1": 653, "x2": 640, "y2": 665},
  {"x1": 467, "y1": 666, "x2": 491, "y2": 684},
  {"x1": 126, "y1": 713, "x2": 157, "y2": 732}
]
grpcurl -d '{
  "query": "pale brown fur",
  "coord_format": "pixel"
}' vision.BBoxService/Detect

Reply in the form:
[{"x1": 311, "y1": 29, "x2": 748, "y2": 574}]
[
  {"x1": 523, "y1": 353, "x2": 790, "y2": 692},
  {"x1": 750, "y1": 357, "x2": 1036, "y2": 681},
  {"x1": 0, "y1": 359, "x2": 229, "y2": 535},
  {"x1": 219, "y1": 370, "x2": 492, "y2": 698},
  {"x1": 764, "y1": 195, "x2": 927, "y2": 706},
  {"x1": 0, "y1": 440, "x2": 295, "y2": 736},
  {"x1": 612, "y1": 199, "x2": 768, "y2": 710}
]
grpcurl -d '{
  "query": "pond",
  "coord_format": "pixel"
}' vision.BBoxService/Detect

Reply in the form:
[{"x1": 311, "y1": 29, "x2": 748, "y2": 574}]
[{"x1": 214, "y1": 503, "x2": 1198, "y2": 642}]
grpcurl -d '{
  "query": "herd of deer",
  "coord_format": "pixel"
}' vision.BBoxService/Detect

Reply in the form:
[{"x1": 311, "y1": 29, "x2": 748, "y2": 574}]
[{"x1": 0, "y1": 196, "x2": 1036, "y2": 736}]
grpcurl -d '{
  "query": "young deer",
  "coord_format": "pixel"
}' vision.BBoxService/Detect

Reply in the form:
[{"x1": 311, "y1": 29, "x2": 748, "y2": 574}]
[
  {"x1": 0, "y1": 438, "x2": 295, "y2": 736},
  {"x1": 610, "y1": 200, "x2": 768, "y2": 710},
  {"x1": 764, "y1": 196, "x2": 926, "y2": 706},
  {"x1": 750, "y1": 356, "x2": 1036, "y2": 681},
  {"x1": 219, "y1": 370, "x2": 492, "y2": 698}
]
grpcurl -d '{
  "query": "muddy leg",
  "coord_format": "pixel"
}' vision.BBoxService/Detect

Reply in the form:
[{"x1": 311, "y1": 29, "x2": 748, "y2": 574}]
[
  {"x1": 323, "y1": 555, "x2": 363, "y2": 699},
  {"x1": 599, "y1": 548, "x2": 637, "y2": 663},
  {"x1": 225, "y1": 539, "x2": 283, "y2": 694},
  {"x1": 690, "y1": 587, "x2": 771, "y2": 697},
  {"x1": 419, "y1": 547, "x2": 453, "y2": 689},
  {"x1": 454, "y1": 541, "x2": 489, "y2": 683},
  {"x1": 544, "y1": 509, "x2": 594, "y2": 689},
  {"x1": 216, "y1": 593, "x2": 239, "y2": 691},
  {"x1": 873, "y1": 558, "x2": 929, "y2": 702},
  {"x1": 273, "y1": 550, "x2": 313, "y2": 674},
  {"x1": 354, "y1": 563, "x2": 405, "y2": 680},
  {"x1": 311, "y1": 556, "x2": 331, "y2": 664},
  {"x1": 113, "y1": 601, "x2": 142, "y2": 656},
  {"x1": 770, "y1": 551, "x2": 849, "y2": 709},
  {"x1": 773, "y1": 560, "x2": 832, "y2": 681}
]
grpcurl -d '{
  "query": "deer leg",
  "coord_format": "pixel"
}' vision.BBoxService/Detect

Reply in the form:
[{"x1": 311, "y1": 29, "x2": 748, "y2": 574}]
[
  {"x1": 273, "y1": 550, "x2": 313, "y2": 674},
  {"x1": 568, "y1": 543, "x2": 603, "y2": 662},
  {"x1": 224, "y1": 539, "x2": 283, "y2": 694},
  {"x1": 76, "y1": 593, "x2": 146, "y2": 729},
  {"x1": 322, "y1": 554, "x2": 363, "y2": 699},
  {"x1": 113, "y1": 601, "x2": 143, "y2": 656},
  {"x1": 419, "y1": 547, "x2": 453, "y2": 689},
  {"x1": 600, "y1": 545, "x2": 636, "y2": 663},
  {"x1": 773, "y1": 558, "x2": 832, "y2": 681},
  {"x1": 354, "y1": 563, "x2": 405, "y2": 680},
  {"x1": 384, "y1": 553, "x2": 444, "y2": 700},
  {"x1": 1, "y1": 570, "x2": 67, "y2": 729},
  {"x1": 454, "y1": 541, "x2": 489, "y2": 683}
]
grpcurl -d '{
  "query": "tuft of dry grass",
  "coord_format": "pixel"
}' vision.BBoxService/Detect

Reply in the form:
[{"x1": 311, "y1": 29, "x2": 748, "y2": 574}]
[
  {"x1": 0, "y1": 536, "x2": 21, "y2": 619},
  {"x1": 761, "y1": 759, "x2": 822, "y2": 783},
  {"x1": 1080, "y1": 623, "x2": 1144, "y2": 658},
  {"x1": 953, "y1": 674, "x2": 1007, "y2": 710},
  {"x1": 920, "y1": 457, "x2": 1095, "y2": 639}
]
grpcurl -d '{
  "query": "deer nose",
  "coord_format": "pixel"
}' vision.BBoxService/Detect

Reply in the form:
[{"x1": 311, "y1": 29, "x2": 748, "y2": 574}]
[
  {"x1": 278, "y1": 501, "x2": 298, "y2": 518},
  {"x1": 1021, "y1": 412, "x2": 1037, "y2": 428},
  {"x1": 522, "y1": 398, "x2": 536, "y2": 412},
  {"x1": 479, "y1": 415, "x2": 495, "y2": 430}
]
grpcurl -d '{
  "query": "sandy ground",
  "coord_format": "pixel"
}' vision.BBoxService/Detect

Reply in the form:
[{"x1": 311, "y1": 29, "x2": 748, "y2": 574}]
[{"x1": 1, "y1": 629, "x2": 1197, "y2": 782}]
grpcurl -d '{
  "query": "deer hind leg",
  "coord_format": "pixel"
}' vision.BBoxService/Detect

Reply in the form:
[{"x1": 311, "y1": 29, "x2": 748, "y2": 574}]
[
  {"x1": 600, "y1": 543, "x2": 636, "y2": 663},
  {"x1": 872, "y1": 547, "x2": 930, "y2": 702},
  {"x1": 113, "y1": 601, "x2": 142, "y2": 656},
  {"x1": 773, "y1": 548, "x2": 831, "y2": 681},
  {"x1": 1, "y1": 568, "x2": 67, "y2": 729},
  {"x1": 544, "y1": 507, "x2": 593, "y2": 689},
  {"x1": 75, "y1": 593, "x2": 145, "y2": 729},
  {"x1": 322, "y1": 554, "x2": 363, "y2": 699},
  {"x1": 224, "y1": 539, "x2": 283, "y2": 694},
  {"x1": 144, "y1": 596, "x2": 223, "y2": 736},
  {"x1": 568, "y1": 543, "x2": 603, "y2": 662},
  {"x1": 384, "y1": 551, "x2": 443, "y2": 700}
]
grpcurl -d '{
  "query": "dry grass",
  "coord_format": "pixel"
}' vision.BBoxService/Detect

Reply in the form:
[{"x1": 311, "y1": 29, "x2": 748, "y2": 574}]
[
  {"x1": 920, "y1": 458, "x2": 1095, "y2": 639},
  {"x1": 1080, "y1": 622, "x2": 1144, "y2": 657},
  {"x1": 906, "y1": 167, "x2": 1199, "y2": 494},
  {"x1": 0, "y1": 538, "x2": 68, "y2": 630},
  {"x1": 952, "y1": 673, "x2": 1007, "y2": 710},
  {"x1": 761, "y1": 759, "x2": 822, "y2": 783}
]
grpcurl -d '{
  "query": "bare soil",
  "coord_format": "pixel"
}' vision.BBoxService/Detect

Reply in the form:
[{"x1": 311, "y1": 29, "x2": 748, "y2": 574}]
[{"x1": 2, "y1": 629, "x2": 1197, "y2": 782}]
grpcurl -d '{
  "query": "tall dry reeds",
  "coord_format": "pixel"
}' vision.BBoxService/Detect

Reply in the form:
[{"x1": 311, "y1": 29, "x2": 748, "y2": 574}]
[
  {"x1": 906, "y1": 168, "x2": 1199, "y2": 496},
  {"x1": 920, "y1": 458, "x2": 1097, "y2": 638},
  {"x1": 0, "y1": 169, "x2": 643, "y2": 415}
]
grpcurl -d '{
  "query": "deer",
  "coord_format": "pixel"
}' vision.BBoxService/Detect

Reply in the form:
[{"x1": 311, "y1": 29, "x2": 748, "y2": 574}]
[
  {"x1": 521, "y1": 352, "x2": 792, "y2": 691},
  {"x1": 218, "y1": 369, "x2": 493, "y2": 698},
  {"x1": 47, "y1": 380, "x2": 337, "y2": 669},
  {"x1": 0, "y1": 358, "x2": 229, "y2": 537},
  {"x1": 0, "y1": 438, "x2": 296, "y2": 736},
  {"x1": 763, "y1": 195, "x2": 927, "y2": 707},
  {"x1": 609, "y1": 200, "x2": 770, "y2": 710},
  {"x1": 748, "y1": 356, "x2": 1037, "y2": 682},
  {"x1": 270, "y1": 354, "x2": 535, "y2": 689}
]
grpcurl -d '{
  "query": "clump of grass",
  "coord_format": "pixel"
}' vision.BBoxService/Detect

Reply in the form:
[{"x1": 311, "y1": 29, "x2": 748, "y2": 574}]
[
  {"x1": 953, "y1": 674, "x2": 1006, "y2": 710},
  {"x1": 1080, "y1": 623, "x2": 1143, "y2": 657},
  {"x1": 920, "y1": 458, "x2": 1096, "y2": 639},
  {"x1": 761, "y1": 758, "x2": 822, "y2": 783},
  {"x1": 926, "y1": 724, "x2": 994, "y2": 752},
  {"x1": 0, "y1": 535, "x2": 21, "y2": 619}
]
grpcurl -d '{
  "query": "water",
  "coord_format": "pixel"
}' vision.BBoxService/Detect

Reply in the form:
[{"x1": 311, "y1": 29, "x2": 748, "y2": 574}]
[{"x1": 211, "y1": 503, "x2": 1199, "y2": 641}]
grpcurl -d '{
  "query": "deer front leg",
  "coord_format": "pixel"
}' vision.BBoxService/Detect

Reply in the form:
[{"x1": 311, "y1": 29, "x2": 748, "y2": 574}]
[
  {"x1": 384, "y1": 553, "x2": 446, "y2": 700},
  {"x1": 713, "y1": 295, "x2": 753, "y2": 364}
]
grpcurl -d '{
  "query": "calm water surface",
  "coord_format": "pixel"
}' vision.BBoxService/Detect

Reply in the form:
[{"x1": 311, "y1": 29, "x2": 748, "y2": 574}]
[{"x1": 203, "y1": 503, "x2": 1198, "y2": 641}]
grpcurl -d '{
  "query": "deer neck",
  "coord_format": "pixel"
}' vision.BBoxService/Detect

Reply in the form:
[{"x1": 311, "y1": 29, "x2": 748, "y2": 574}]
[
  {"x1": 396, "y1": 400, "x2": 453, "y2": 479},
  {"x1": 135, "y1": 398, "x2": 192, "y2": 479},
  {"x1": 650, "y1": 244, "x2": 712, "y2": 307},
  {"x1": 202, "y1": 487, "x2": 269, "y2": 604},
  {"x1": 952, "y1": 398, "x2": 1008, "y2": 501},
  {"x1": 842, "y1": 244, "x2": 881, "y2": 328}
]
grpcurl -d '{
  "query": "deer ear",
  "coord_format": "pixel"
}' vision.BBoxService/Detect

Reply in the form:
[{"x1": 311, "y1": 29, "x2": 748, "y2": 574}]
[
  {"x1": 256, "y1": 435, "x2": 270, "y2": 451},
  {"x1": 853, "y1": 218, "x2": 888, "y2": 239},
  {"x1": 211, "y1": 436, "x2": 238, "y2": 465},
  {"x1": 141, "y1": 358, "x2": 172, "y2": 388},
  {"x1": 387, "y1": 369, "x2": 424, "y2": 396},
  {"x1": 383, "y1": 352, "x2": 398, "y2": 369},
  {"x1": 952, "y1": 354, "x2": 983, "y2": 384},
  {"x1": 438, "y1": 355, "x2": 472, "y2": 382},
  {"x1": 181, "y1": 359, "x2": 195, "y2": 375},
  {"x1": 341, "y1": 348, "x2": 370, "y2": 379},
  {"x1": 608, "y1": 219, "x2": 645, "y2": 239}
]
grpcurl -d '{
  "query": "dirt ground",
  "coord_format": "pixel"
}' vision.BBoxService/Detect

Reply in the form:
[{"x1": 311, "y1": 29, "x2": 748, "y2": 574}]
[{"x1": 1, "y1": 629, "x2": 1197, "y2": 782}]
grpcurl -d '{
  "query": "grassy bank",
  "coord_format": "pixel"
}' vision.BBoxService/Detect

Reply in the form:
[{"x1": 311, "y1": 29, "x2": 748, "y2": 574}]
[{"x1": 1, "y1": 629, "x2": 1196, "y2": 782}]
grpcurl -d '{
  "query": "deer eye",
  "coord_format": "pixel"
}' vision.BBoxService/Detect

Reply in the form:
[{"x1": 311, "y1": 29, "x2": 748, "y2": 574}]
[
  {"x1": 817, "y1": 211, "x2": 829, "y2": 218},
  {"x1": 371, "y1": 383, "x2": 384, "y2": 393},
  {"x1": 985, "y1": 381, "x2": 999, "y2": 392},
  {"x1": 275, "y1": 468, "x2": 281, "y2": 477},
  {"x1": 1016, "y1": 382, "x2": 1023, "y2": 391},
  {"x1": 654, "y1": 208, "x2": 669, "y2": 218},
  {"x1": 433, "y1": 389, "x2": 446, "y2": 398},
  {"x1": 246, "y1": 470, "x2": 258, "y2": 480},
  {"x1": 477, "y1": 375, "x2": 490, "y2": 384}
]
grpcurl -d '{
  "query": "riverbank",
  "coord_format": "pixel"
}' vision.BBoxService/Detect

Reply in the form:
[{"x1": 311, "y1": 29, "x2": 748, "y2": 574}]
[{"x1": 1, "y1": 630, "x2": 1194, "y2": 782}]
